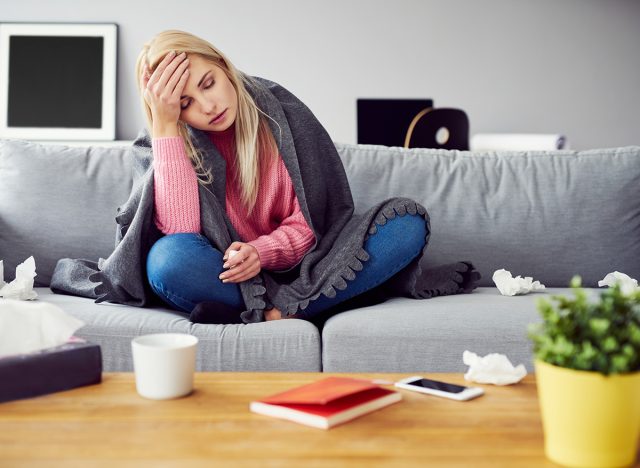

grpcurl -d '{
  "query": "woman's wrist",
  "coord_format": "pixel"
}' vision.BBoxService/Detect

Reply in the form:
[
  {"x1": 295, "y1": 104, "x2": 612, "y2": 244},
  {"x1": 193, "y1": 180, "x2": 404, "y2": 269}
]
[{"x1": 153, "y1": 122, "x2": 180, "y2": 138}]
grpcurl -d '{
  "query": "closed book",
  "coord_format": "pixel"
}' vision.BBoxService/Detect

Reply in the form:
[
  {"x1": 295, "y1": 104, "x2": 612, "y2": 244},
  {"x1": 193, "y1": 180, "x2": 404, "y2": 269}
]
[
  {"x1": 250, "y1": 376, "x2": 402, "y2": 429},
  {"x1": 0, "y1": 340, "x2": 102, "y2": 403}
]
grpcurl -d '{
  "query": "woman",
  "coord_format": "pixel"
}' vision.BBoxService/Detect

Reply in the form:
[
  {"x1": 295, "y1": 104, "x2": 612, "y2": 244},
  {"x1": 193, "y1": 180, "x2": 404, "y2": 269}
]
[{"x1": 52, "y1": 30, "x2": 478, "y2": 324}]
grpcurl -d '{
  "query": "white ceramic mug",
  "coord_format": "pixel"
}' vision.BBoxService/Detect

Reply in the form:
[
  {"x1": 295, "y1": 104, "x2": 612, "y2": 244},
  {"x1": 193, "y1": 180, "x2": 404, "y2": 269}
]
[{"x1": 131, "y1": 333, "x2": 198, "y2": 400}]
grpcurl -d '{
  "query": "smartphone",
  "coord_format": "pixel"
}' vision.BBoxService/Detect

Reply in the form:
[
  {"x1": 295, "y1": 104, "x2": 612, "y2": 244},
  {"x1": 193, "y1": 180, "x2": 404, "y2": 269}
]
[{"x1": 394, "y1": 375, "x2": 484, "y2": 401}]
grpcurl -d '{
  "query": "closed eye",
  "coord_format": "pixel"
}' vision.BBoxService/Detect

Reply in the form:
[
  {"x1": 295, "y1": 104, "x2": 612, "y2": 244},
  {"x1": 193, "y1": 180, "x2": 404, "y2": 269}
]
[{"x1": 180, "y1": 80, "x2": 214, "y2": 110}]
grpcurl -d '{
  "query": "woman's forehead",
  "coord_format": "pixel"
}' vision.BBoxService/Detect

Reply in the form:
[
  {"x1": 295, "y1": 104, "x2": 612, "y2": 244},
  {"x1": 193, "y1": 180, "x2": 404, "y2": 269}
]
[{"x1": 187, "y1": 54, "x2": 219, "y2": 70}]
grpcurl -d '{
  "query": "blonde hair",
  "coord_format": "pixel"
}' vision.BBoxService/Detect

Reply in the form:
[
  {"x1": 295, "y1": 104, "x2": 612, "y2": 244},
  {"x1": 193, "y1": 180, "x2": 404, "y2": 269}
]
[{"x1": 135, "y1": 30, "x2": 280, "y2": 213}]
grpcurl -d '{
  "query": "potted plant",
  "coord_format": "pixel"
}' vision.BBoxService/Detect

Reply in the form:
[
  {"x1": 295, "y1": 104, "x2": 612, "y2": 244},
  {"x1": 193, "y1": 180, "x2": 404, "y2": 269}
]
[{"x1": 528, "y1": 275, "x2": 640, "y2": 467}]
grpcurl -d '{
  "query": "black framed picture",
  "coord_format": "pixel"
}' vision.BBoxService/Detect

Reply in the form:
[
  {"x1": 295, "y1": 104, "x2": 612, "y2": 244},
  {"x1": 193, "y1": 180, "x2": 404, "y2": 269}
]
[{"x1": 0, "y1": 22, "x2": 117, "y2": 140}]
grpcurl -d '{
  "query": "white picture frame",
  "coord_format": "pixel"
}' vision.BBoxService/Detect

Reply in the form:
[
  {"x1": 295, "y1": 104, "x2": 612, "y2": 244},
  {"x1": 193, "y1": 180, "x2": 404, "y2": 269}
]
[{"x1": 0, "y1": 22, "x2": 117, "y2": 140}]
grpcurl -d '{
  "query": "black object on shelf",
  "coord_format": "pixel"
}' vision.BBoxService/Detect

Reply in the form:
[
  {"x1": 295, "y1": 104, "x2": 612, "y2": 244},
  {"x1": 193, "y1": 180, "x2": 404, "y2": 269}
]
[
  {"x1": 0, "y1": 341, "x2": 102, "y2": 403},
  {"x1": 357, "y1": 98, "x2": 434, "y2": 147},
  {"x1": 404, "y1": 108, "x2": 470, "y2": 150}
]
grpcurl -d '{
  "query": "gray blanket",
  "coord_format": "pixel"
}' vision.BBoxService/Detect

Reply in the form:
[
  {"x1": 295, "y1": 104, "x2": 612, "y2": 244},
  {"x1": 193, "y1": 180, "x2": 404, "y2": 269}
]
[{"x1": 51, "y1": 75, "x2": 479, "y2": 322}]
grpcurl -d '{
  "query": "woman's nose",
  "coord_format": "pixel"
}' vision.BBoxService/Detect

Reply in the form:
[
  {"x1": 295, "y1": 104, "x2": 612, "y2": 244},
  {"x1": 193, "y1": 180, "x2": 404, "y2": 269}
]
[
  {"x1": 195, "y1": 96, "x2": 215, "y2": 114},
  {"x1": 200, "y1": 98, "x2": 216, "y2": 115},
  {"x1": 201, "y1": 99, "x2": 216, "y2": 115}
]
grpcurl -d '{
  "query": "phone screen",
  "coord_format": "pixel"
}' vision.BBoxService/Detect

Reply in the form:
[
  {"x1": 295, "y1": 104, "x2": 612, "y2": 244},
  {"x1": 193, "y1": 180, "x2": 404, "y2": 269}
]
[{"x1": 406, "y1": 378, "x2": 468, "y2": 394}]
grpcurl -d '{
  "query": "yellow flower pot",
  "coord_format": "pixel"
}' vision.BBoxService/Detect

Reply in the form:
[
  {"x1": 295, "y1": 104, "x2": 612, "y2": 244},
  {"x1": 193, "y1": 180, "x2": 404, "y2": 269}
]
[{"x1": 535, "y1": 360, "x2": 640, "y2": 467}]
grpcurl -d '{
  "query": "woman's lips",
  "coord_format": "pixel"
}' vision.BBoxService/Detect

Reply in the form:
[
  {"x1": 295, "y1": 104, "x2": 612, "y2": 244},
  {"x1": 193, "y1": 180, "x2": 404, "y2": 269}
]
[{"x1": 210, "y1": 110, "x2": 226, "y2": 124}]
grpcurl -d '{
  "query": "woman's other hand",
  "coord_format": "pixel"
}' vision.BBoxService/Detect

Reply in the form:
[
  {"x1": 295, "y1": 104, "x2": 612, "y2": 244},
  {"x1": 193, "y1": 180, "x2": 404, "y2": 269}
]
[
  {"x1": 220, "y1": 242, "x2": 262, "y2": 283},
  {"x1": 141, "y1": 51, "x2": 190, "y2": 137}
]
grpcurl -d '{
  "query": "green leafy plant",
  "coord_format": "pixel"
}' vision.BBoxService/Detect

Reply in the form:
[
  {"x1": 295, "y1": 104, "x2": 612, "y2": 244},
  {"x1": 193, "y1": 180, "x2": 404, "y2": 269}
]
[{"x1": 528, "y1": 276, "x2": 640, "y2": 375}]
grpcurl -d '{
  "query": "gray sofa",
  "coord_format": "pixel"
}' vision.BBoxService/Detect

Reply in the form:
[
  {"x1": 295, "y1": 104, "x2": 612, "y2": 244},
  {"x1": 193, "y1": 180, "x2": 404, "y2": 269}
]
[{"x1": 1, "y1": 139, "x2": 639, "y2": 373}]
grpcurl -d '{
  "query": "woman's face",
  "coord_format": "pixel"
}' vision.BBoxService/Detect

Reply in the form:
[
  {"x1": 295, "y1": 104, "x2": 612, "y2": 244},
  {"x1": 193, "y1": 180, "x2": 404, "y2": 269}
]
[{"x1": 178, "y1": 54, "x2": 237, "y2": 132}]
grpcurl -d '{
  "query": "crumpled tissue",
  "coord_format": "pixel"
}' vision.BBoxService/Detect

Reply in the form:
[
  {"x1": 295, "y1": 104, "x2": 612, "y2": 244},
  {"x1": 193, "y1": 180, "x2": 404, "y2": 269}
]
[
  {"x1": 0, "y1": 256, "x2": 38, "y2": 300},
  {"x1": 598, "y1": 271, "x2": 639, "y2": 296},
  {"x1": 463, "y1": 350, "x2": 527, "y2": 385},
  {"x1": 492, "y1": 269, "x2": 546, "y2": 296},
  {"x1": 0, "y1": 300, "x2": 85, "y2": 358}
]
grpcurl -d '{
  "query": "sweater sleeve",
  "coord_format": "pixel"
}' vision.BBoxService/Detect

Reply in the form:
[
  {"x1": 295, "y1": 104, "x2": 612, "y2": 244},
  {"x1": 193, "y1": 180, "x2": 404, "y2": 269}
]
[
  {"x1": 152, "y1": 136, "x2": 201, "y2": 234},
  {"x1": 248, "y1": 195, "x2": 316, "y2": 271}
]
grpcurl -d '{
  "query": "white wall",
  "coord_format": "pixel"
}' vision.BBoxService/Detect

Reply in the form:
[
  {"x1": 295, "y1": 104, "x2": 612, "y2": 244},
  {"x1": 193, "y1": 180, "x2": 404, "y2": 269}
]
[{"x1": 3, "y1": 0, "x2": 639, "y2": 149}]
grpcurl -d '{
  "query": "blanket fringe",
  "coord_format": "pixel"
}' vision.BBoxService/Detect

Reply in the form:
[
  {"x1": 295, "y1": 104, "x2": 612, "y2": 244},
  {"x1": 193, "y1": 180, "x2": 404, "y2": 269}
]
[
  {"x1": 280, "y1": 198, "x2": 434, "y2": 317},
  {"x1": 244, "y1": 197, "x2": 479, "y2": 321}
]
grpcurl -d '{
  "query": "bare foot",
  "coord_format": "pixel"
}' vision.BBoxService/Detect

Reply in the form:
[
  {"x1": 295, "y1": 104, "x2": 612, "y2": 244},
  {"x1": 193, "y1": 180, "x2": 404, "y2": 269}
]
[
  {"x1": 265, "y1": 307, "x2": 297, "y2": 321},
  {"x1": 265, "y1": 307, "x2": 283, "y2": 321}
]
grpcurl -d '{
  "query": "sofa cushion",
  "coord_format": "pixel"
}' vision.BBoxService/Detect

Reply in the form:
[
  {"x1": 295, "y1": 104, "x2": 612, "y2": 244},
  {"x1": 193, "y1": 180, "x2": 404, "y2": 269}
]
[
  {"x1": 34, "y1": 288, "x2": 321, "y2": 372},
  {"x1": 321, "y1": 287, "x2": 601, "y2": 373},
  {"x1": 336, "y1": 144, "x2": 640, "y2": 287},
  {"x1": 0, "y1": 139, "x2": 132, "y2": 286}
]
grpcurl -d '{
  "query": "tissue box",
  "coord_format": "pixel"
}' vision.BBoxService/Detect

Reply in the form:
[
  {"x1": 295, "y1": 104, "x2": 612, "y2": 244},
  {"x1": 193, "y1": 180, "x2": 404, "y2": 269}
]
[{"x1": 0, "y1": 341, "x2": 102, "y2": 403}]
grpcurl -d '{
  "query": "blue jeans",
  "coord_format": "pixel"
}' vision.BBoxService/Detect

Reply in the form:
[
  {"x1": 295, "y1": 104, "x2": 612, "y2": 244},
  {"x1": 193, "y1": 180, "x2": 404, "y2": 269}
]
[{"x1": 146, "y1": 213, "x2": 427, "y2": 319}]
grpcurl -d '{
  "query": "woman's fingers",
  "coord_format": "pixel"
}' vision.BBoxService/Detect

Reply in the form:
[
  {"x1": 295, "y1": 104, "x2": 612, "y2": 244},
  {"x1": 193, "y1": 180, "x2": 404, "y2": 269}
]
[
  {"x1": 155, "y1": 52, "x2": 187, "y2": 91},
  {"x1": 169, "y1": 61, "x2": 190, "y2": 98},
  {"x1": 221, "y1": 262, "x2": 260, "y2": 283},
  {"x1": 141, "y1": 51, "x2": 190, "y2": 125},
  {"x1": 163, "y1": 57, "x2": 189, "y2": 97},
  {"x1": 220, "y1": 244, "x2": 261, "y2": 283},
  {"x1": 222, "y1": 255, "x2": 253, "y2": 278},
  {"x1": 222, "y1": 251, "x2": 244, "y2": 269},
  {"x1": 145, "y1": 51, "x2": 175, "y2": 89},
  {"x1": 223, "y1": 242, "x2": 244, "y2": 261},
  {"x1": 234, "y1": 267, "x2": 261, "y2": 283}
]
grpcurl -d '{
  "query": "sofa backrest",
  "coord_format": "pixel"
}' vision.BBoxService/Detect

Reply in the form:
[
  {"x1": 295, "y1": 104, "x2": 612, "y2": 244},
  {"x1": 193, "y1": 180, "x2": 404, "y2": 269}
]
[
  {"x1": 0, "y1": 139, "x2": 132, "y2": 286},
  {"x1": 2, "y1": 138, "x2": 638, "y2": 289},
  {"x1": 336, "y1": 143, "x2": 640, "y2": 287}
]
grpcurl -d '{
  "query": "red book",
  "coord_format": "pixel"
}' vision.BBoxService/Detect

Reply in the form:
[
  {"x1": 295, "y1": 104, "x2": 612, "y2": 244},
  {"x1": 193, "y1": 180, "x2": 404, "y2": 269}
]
[{"x1": 249, "y1": 377, "x2": 402, "y2": 429}]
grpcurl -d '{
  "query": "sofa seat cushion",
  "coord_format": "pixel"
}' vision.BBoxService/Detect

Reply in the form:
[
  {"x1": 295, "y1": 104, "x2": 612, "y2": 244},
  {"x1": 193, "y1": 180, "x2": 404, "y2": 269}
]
[
  {"x1": 321, "y1": 287, "x2": 600, "y2": 373},
  {"x1": 34, "y1": 288, "x2": 321, "y2": 372}
]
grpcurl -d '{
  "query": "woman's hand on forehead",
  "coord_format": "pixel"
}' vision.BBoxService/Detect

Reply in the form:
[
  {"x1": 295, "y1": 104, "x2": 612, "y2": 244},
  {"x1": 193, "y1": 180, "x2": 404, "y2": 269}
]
[{"x1": 140, "y1": 51, "x2": 191, "y2": 135}]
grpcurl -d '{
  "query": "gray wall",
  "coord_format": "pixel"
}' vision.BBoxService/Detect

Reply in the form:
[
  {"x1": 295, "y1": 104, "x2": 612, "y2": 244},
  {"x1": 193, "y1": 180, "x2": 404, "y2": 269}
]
[{"x1": 3, "y1": 0, "x2": 639, "y2": 149}]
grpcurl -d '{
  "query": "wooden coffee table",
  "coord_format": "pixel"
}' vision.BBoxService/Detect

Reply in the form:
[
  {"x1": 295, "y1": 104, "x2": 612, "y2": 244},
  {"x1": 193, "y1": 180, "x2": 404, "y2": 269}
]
[{"x1": 0, "y1": 372, "x2": 553, "y2": 466}]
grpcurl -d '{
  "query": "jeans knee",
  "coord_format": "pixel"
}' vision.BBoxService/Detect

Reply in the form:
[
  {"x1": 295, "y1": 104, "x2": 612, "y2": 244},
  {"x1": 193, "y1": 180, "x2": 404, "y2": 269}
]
[
  {"x1": 386, "y1": 214, "x2": 427, "y2": 258},
  {"x1": 146, "y1": 233, "x2": 199, "y2": 286}
]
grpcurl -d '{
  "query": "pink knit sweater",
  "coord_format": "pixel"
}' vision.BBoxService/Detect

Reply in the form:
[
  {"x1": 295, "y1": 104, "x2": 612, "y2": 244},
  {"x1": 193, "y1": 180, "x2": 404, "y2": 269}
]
[{"x1": 151, "y1": 127, "x2": 315, "y2": 271}]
